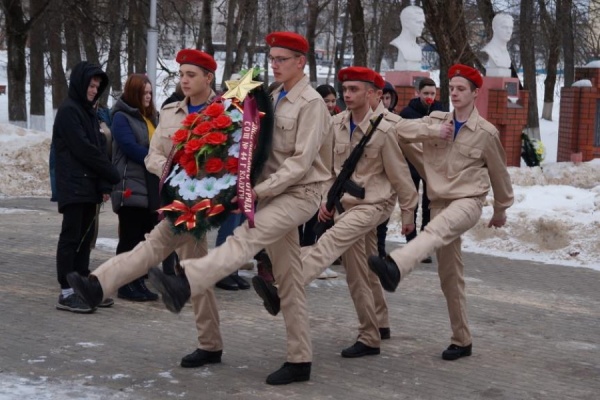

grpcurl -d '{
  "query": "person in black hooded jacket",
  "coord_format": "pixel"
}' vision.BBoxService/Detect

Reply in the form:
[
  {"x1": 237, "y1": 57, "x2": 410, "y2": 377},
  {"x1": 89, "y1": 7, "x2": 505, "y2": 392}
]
[
  {"x1": 53, "y1": 61, "x2": 120, "y2": 313},
  {"x1": 399, "y1": 78, "x2": 445, "y2": 261}
]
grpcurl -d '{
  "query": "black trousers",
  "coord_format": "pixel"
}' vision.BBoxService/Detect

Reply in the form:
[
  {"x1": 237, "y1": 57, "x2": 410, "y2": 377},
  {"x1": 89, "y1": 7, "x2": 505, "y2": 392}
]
[
  {"x1": 56, "y1": 203, "x2": 97, "y2": 289},
  {"x1": 117, "y1": 206, "x2": 177, "y2": 274},
  {"x1": 406, "y1": 164, "x2": 431, "y2": 242}
]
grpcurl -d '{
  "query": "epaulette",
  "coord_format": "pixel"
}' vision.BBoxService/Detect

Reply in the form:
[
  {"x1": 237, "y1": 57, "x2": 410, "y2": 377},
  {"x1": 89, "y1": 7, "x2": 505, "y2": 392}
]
[
  {"x1": 375, "y1": 115, "x2": 393, "y2": 133},
  {"x1": 302, "y1": 88, "x2": 321, "y2": 102},
  {"x1": 332, "y1": 110, "x2": 348, "y2": 125},
  {"x1": 162, "y1": 102, "x2": 178, "y2": 110},
  {"x1": 382, "y1": 110, "x2": 401, "y2": 123},
  {"x1": 429, "y1": 110, "x2": 450, "y2": 121},
  {"x1": 479, "y1": 118, "x2": 499, "y2": 136}
]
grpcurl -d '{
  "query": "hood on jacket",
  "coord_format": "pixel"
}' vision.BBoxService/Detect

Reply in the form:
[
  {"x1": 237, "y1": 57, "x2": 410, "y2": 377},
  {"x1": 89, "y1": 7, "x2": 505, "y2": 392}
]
[
  {"x1": 383, "y1": 81, "x2": 398, "y2": 112},
  {"x1": 112, "y1": 96, "x2": 142, "y2": 120},
  {"x1": 68, "y1": 61, "x2": 109, "y2": 108}
]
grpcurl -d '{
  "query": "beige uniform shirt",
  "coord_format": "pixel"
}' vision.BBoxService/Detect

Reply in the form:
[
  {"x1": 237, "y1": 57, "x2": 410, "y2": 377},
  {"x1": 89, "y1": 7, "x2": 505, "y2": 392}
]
[
  {"x1": 330, "y1": 109, "x2": 417, "y2": 226},
  {"x1": 145, "y1": 92, "x2": 216, "y2": 178},
  {"x1": 395, "y1": 107, "x2": 514, "y2": 219},
  {"x1": 254, "y1": 75, "x2": 332, "y2": 199}
]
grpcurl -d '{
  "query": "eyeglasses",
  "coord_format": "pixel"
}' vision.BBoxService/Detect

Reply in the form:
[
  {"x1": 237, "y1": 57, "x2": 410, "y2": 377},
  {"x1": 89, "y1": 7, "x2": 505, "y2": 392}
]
[{"x1": 268, "y1": 55, "x2": 298, "y2": 65}]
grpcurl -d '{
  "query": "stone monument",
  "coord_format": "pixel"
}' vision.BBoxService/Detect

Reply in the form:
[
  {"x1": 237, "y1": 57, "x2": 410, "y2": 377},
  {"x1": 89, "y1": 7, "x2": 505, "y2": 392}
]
[
  {"x1": 390, "y1": 5, "x2": 425, "y2": 71},
  {"x1": 482, "y1": 13, "x2": 513, "y2": 77}
]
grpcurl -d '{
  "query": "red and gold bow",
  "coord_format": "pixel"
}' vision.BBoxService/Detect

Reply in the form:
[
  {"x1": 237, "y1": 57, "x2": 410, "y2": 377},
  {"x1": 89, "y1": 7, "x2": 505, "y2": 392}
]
[{"x1": 159, "y1": 199, "x2": 226, "y2": 230}]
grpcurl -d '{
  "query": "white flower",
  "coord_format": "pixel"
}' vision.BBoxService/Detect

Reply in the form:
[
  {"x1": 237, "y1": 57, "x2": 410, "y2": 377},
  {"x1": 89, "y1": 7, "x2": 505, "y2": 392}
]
[
  {"x1": 169, "y1": 168, "x2": 190, "y2": 188},
  {"x1": 179, "y1": 179, "x2": 203, "y2": 201},
  {"x1": 195, "y1": 177, "x2": 221, "y2": 199},
  {"x1": 232, "y1": 128, "x2": 242, "y2": 143},
  {"x1": 165, "y1": 164, "x2": 180, "y2": 183},
  {"x1": 216, "y1": 174, "x2": 237, "y2": 190},
  {"x1": 229, "y1": 109, "x2": 243, "y2": 123},
  {"x1": 228, "y1": 142, "x2": 240, "y2": 157}
]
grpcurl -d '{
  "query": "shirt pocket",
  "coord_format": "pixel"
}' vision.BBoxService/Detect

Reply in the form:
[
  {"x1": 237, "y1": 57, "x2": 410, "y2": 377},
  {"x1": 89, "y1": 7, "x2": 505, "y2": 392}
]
[
  {"x1": 425, "y1": 139, "x2": 448, "y2": 166},
  {"x1": 333, "y1": 143, "x2": 349, "y2": 171},
  {"x1": 356, "y1": 147, "x2": 381, "y2": 177},
  {"x1": 273, "y1": 115, "x2": 297, "y2": 153},
  {"x1": 451, "y1": 144, "x2": 483, "y2": 174}
]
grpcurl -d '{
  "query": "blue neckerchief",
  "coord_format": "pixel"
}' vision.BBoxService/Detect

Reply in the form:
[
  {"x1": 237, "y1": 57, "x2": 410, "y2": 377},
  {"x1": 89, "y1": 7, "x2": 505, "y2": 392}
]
[
  {"x1": 188, "y1": 103, "x2": 206, "y2": 114},
  {"x1": 454, "y1": 120, "x2": 466, "y2": 140},
  {"x1": 349, "y1": 117, "x2": 357, "y2": 139},
  {"x1": 275, "y1": 90, "x2": 287, "y2": 108}
]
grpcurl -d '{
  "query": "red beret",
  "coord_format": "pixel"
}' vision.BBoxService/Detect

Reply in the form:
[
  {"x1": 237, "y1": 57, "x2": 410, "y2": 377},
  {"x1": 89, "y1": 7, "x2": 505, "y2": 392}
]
[
  {"x1": 448, "y1": 64, "x2": 483, "y2": 88},
  {"x1": 265, "y1": 31, "x2": 309, "y2": 54},
  {"x1": 374, "y1": 73, "x2": 385, "y2": 90},
  {"x1": 176, "y1": 49, "x2": 217, "y2": 73},
  {"x1": 338, "y1": 67, "x2": 378, "y2": 86}
]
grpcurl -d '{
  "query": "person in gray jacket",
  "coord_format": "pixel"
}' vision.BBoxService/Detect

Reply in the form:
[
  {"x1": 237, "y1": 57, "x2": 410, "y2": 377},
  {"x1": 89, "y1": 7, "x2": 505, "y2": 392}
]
[{"x1": 110, "y1": 74, "x2": 160, "y2": 301}]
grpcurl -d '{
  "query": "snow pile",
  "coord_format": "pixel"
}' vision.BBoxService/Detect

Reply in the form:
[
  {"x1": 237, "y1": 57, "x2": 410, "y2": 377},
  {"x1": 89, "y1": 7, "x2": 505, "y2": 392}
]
[{"x1": 0, "y1": 123, "x2": 51, "y2": 198}]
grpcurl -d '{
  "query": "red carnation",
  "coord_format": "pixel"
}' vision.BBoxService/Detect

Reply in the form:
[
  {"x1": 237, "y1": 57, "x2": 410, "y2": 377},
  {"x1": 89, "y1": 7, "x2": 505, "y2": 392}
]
[
  {"x1": 204, "y1": 132, "x2": 228, "y2": 145},
  {"x1": 182, "y1": 113, "x2": 201, "y2": 127},
  {"x1": 178, "y1": 151, "x2": 195, "y2": 166},
  {"x1": 225, "y1": 157, "x2": 239, "y2": 174},
  {"x1": 205, "y1": 157, "x2": 224, "y2": 174},
  {"x1": 213, "y1": 114, "x2": 232, "y2": 129},
  {"x1": 192, "y1": 121, "x2": 214, "y2": 136},
  {"x1": 204, "y1": 102, "x2": 225, "y2": 118},
  {"x1": 184, "y1": 138, "x2": 206, "y2": 154},
  {"x1": 425, "y1": 98, "x2": 434, "y2": 105},
  {"x1": 123, "y1": 188, "x2": 132, "y2": 198},
  {"x1": 172, "y1": 129, "x2": 189, "y2": 144},
  {"x1": 172, "y1": 150, "x2": 184, "y2": 164},
  {"x1": 184, "y1": 159, "x2": 199, "y2": 176}
]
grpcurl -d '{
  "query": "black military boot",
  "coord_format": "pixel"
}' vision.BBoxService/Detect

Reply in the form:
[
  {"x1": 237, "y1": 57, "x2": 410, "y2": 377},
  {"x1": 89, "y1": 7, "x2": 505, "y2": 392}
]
[
  {"x1": 442, "y1": 344, "x2": 472, "y2": 361},
  {"x1": 67, "y1": 272, "x2": 103, "y2": 309},
  {"x1": 180, "y1": 349, "x2": 223, "y2": 368},
  {"x1": 266, "y1": 362, "x2": 311, "y2": 385},
  {"x1": 367, "y1": 255, "x2": 401, "y2": 292},
  {"x1": 148, "y1": 267, "x2": 190, "y2": 313},
  {"x1": 252, "y1": 275, "x2": 280, "y2": 316}
]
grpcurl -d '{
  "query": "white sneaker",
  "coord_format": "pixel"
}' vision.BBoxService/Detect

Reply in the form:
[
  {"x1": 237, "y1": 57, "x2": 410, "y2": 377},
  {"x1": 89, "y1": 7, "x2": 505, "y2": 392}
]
[{"x1": 318, "y1": 267, "x2": 338, "y2": 279}]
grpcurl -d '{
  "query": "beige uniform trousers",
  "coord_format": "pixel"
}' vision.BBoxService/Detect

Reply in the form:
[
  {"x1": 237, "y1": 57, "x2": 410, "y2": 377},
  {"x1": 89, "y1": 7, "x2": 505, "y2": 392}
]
[
  {"x1": 365, "y1": 228, "x2": 390, "y2": 330},
  {"x1": 181, "y1": 183, "x2": 322, "y2": 363},
  {"x1": 91, "y1": 222, "x2": 222, "y2": 351},
  {"x1": 388, "y1": 196, "x2": 484, "y2": 346},
  {"x1": 301, "y1": 201, "x2": 394, "y2": 347}
]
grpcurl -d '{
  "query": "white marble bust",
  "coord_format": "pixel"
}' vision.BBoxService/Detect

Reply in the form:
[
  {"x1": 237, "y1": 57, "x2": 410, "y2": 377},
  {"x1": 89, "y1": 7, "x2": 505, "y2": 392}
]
[
  {"x1": 390, "y1": 6, "x2": 425, "y2": 71},
  {"x1": 482, "y1": 13, "x2": 513, "y2": 77}
]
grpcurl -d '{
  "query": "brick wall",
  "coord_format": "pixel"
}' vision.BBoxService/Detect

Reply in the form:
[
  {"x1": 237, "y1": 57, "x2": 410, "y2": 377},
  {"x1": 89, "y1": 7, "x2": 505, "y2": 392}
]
[{"x1": 557, "y1": 67, "x2": 600, "y2": 162}]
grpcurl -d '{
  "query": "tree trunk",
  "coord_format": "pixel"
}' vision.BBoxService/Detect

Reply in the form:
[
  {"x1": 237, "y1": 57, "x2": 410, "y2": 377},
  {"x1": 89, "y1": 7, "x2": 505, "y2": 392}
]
[
  {"x1": 422, "y1": 0, "x2": 479, "y2": 109},
  {"x1": 79, "y1": 2, "x2": 100, "y2": 66},
  {"x1": 105, "y1": 0, "x2": 126, "y2": 104},
  {"x1": 335, "y1": 3, "x2": 350, "y2": 103},
  {"x1": 127, "y1": 0, "x2": 137, "y2": 75},
  {"x1": 135, "y1": 0, "x2": 148, "y2": 73},
  {"x1": 306, "y1": 0, "x2": 320, "y2": 84},
  {"x1": 348, "y1": 0, "x2": 368, "y2": 66},
  {"x1": 521, "y1": 0, "x2": 540, "y2": 138},
  {"x1": 560, "y1": 0, "x2": 575, "y2": 87},
  {"x1": 29, "y1": 0, "x2": 46, "y2": 131},
  {"x1": 64, "y1": 1, "x2": 80, "y2": 71},
  {"x1": 2, "y1": 0, "x2": 28, "y2": 126},
  {"x1": 475, "y1": 0, "x2": 495, "y2": 39},
  {"x1": 222, "y1": 0, "x2": 239, "y2": 85},
  {"x1": 539, "y1": 0, "x2": 560, "y2": 121},
  {"x1": 232, "y1": 0, "x2": 257, "y2": 72},
  {"x1": 47, "y1": 0, "x2": 68, "y2": 111},
  {"x1": 199, "y1": 0, "x2": 215, "y2": 56}
]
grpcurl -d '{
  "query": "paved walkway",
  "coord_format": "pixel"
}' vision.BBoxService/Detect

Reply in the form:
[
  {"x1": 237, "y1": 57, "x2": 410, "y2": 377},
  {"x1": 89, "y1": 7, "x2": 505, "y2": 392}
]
[{"x1": 0, "y1": 197, "x2": 599, "y2": 399}]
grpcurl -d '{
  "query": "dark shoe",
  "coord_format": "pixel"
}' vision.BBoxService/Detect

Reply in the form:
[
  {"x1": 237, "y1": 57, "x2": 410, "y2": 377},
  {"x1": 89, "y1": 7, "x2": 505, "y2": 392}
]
[
  {"x1": 341, "y1": 341, "x2": 380, "y2": 358},
  {"x1": 67, "y1": 272, "x2": 103, "y2": 309},
  {"x1": 136, "y1": 279, "x2": 159, "y2": 301},
  {"x1": 56, "y1": 294, "x2": 95, "y2": 314},
  {"x1": 442, "y1": 344, "x2": 472, "y2": 361},
  {"x1": 256, "y1": 251, "x2": 275, "y2": 283},
  {"x1": 252, "y1": 275, "x2": 280, "y2": 316},
  {"x1": 368, "y1": 255, "x2": 400, "y2": 292},
  {"x1": 215, "y1": 275, "x2": 239, "y2": 291},
  {"x1": 332, "y1": 257, "x2": 342, "y2": 265},
  {"x1": 148, "y1": 267, "x2": 190, "y2": 313},
  {"x1": 231, "y1": 272, "x2": 250, "y2": 290},
  {"x1": 117, "y1": 282, "x2": 149, "y2": 302},
  {"x1": 421, "y1": 256, "x2": 433, "y2": 264},
  {"x1": 98, "y1": 298, "x2": 114, "y2": 308},
  {"x1": 180, "y1": 348, "x2": 223, "y2": 368},
  {"x1": 266, "y1": 362, "x2": 311, "y2": 385},
  {"x1": 379, "y1": 327, "x2": 391, "y2": 340}
]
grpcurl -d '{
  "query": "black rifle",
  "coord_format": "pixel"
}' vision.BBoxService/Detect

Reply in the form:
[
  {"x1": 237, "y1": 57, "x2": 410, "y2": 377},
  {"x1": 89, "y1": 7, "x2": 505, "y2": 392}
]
[{"x1": 314, "y1": 113, "x2": 384, "y2": 236}]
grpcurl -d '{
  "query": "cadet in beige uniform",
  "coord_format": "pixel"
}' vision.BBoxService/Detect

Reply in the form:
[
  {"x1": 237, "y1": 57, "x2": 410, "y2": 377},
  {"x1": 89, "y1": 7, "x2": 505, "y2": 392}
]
[
  {"x1": 369, "y1": 64, "x2": 514, "y2": 361},
  {"x1": 68, "y1": 49, "x2": 227, "y2": 369},
  {"x1": 253, "y1": 67, "x2": 417, "y2": 357},
  {"x1": 147, "y1": 32, "x2": 332, "y2": 386}
]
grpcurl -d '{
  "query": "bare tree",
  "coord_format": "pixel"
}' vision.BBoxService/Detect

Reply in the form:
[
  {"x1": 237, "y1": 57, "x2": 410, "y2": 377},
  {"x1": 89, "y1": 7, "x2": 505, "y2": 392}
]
[
  {"x1": 0, "y1": 0, "x2": 50, "y2": 126},
  {"x1": 560, "y1": 0, "x2": 575, "y2": 86},
  {"x1": 232, "y1": 0, "x2": 258, "y2": 72},
  {"x1": 29, "y1": 0, "x2": 46, "y2": 130},
  {"x1": 47, "y1": 0, "x2": 68, "y2": 111},
  {"x1": 521, "y1": 0, "x2": 541, "y2": 138},
  {"x1": 198, "y1": 0, "x2": 215, "y2": 55},
  {"x1": 348, "y1": 0, "x2": 367, "y2": 66},
  {"x1": 539, "y1": 0, "x2": 560, "y2": 122}
]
